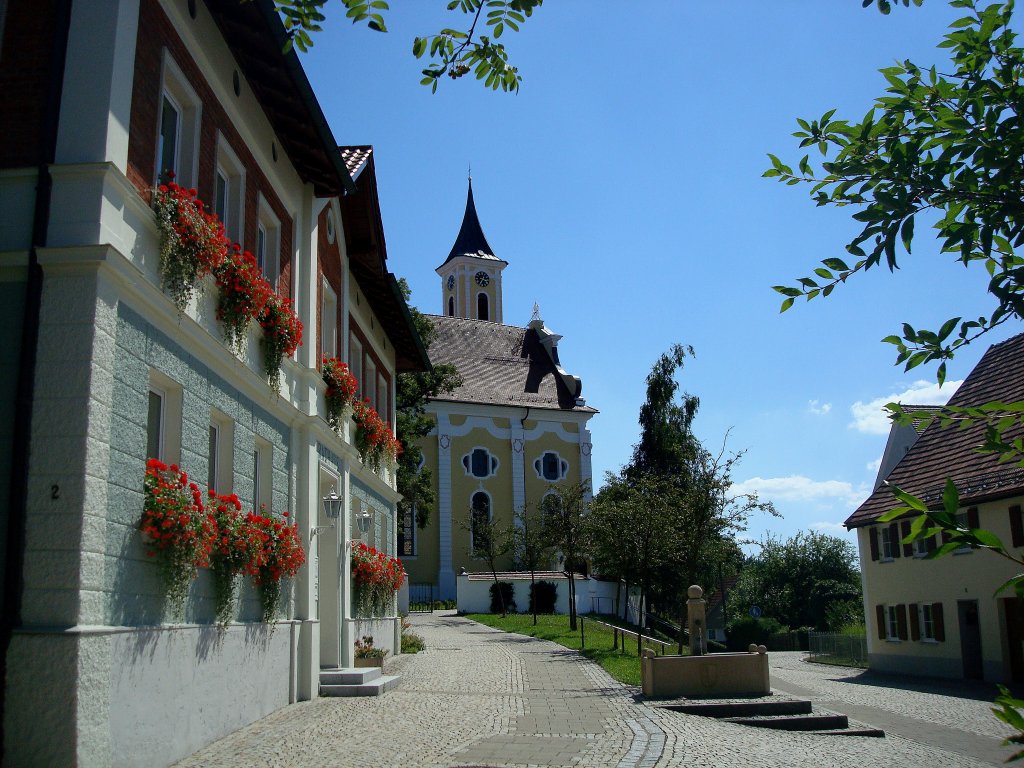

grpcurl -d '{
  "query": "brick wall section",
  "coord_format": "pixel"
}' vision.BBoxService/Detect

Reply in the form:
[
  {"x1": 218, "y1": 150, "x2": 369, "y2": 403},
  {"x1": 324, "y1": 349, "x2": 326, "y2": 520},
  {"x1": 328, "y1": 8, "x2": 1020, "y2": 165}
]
[
  {"x1": 0, "y1": 0, "x2": 58, "y2": 168},
  {"x1": 126, "y1": 0, "x2": 292, "y2": 299},
  {"x1": 317, "y1": 206, "x2": 342, "y2": 366}
]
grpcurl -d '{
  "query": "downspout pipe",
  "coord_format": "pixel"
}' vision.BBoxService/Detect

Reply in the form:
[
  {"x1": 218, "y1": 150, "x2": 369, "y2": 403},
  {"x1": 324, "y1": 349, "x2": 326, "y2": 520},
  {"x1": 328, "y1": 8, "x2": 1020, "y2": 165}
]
[{"x1": 0, "y1": 0, "x2": 73, "y2": 756}]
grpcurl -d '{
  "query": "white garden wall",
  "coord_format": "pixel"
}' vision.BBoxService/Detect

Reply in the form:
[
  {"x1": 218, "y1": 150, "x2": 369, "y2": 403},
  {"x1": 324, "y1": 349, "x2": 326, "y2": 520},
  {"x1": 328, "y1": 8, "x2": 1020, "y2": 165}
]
[{"x1": 456, "y1": 572, "x2": 641, "y2": 624}]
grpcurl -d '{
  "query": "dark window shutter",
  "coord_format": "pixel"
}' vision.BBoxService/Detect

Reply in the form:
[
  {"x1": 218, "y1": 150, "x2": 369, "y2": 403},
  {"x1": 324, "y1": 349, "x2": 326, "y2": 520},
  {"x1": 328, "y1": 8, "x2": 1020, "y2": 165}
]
[
  {"x1": 967, "y1": 506, "x2": 980, "y2": 529},
  {"x1": 901, "y1": 520, "x2": 913, "y2": 557},
  {"x1": 896, "y1": 604, "x2": 908, "y2": 640},
  {"x1": 942, "y1": 528, "x2": 952, "y2": 545},
  {"x1": 909, "y1": 603, "x2": 920, "y2": 641},
  {"x1": 889, "y1": 522, "x2": 901, "y2": 558},
  {"x1": 869, "y1": 526, "x2": 880, "y2": 561},
  {"x1": 876, "y1": 605, "x2": 886, "y2": 640},
  {"x1": 933, "y1": 602, "x2": 945, "y2": 641},
  {"x1": 1010, "y1": 505, "x2": 1024, "y2": 547},
  {"x1": 927, "y1": 534, "x2": 937, "y2": 553}
]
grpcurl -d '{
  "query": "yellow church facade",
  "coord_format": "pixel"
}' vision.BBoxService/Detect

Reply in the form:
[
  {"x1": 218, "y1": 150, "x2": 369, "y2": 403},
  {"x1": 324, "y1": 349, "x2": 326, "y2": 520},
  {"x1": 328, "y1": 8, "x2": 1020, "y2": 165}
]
[{"x1": 400, "y1": 183, "x2": 597, "y2": 599}]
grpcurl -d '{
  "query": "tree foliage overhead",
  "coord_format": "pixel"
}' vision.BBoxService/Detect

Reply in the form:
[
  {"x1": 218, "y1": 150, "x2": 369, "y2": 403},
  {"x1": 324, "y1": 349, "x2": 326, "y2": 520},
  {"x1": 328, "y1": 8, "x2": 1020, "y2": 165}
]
[
  {"x1": 271, "y1": 0, "x2": 543, "y2": 92},
  {"x1": 395, "y1": 279, "x2": 462, "y2": 529},
  {"x1": 768, "y1": 0, "x2": 1024, "y2": 387}
]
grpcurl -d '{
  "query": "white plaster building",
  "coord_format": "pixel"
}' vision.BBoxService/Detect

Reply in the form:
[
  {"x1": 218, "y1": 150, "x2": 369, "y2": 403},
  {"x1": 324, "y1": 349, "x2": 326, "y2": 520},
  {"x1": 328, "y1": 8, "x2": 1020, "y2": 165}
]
[{"x1": 0, "y1": 1, "x2": 427, "y2": 764}]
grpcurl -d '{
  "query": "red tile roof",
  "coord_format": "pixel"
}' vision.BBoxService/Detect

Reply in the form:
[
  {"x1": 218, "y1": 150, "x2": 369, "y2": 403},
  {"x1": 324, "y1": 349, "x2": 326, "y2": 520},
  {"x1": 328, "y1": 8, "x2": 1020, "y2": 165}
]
[
  {"x1": 339, "y1": 145, "x2": 372, "y2": 179},
  {"x1": 845, "y1": 333, "x2": 1024, "y2": 528}
]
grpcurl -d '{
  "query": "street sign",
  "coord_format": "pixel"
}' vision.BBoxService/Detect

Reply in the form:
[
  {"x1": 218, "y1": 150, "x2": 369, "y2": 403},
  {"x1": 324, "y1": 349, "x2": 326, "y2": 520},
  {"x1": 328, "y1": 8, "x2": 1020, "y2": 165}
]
[{"x1": 749, "y1": 605, "x2": 762, "y2": 619}]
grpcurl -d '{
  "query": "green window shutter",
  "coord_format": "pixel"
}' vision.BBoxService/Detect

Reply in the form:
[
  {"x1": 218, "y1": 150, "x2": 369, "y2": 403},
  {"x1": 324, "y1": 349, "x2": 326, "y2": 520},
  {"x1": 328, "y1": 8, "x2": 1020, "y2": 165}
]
[
  {"x1": 869, "y1": 526, "x2": 880, "y2": 561},
  {"x1": 876, "y1": 605, "x2": 886, "y2": 640},
  {"x1": 909, "y1": 603, "x2": 920, "y2": 641},
  {"x1": 889, "y1": 523, "x2": 902, "y2": 559}
]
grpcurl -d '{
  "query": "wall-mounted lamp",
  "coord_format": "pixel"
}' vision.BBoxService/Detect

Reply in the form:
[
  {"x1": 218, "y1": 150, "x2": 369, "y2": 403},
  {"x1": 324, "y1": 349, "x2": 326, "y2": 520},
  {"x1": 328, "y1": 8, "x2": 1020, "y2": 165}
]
[
  {"x1": 357, "y1": 510, "x2": 372, "y2": 537},
  {"x1": 322, "y1": 489, "x2": 343, "y2": 520},
  {"x1": 312, "y1": 488, "x2": 343, "y2": 539}
]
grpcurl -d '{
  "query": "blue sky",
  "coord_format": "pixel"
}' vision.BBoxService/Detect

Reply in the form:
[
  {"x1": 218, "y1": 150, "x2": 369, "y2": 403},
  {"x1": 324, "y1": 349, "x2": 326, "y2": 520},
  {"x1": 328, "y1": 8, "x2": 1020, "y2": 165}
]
[{"x1": 300, "y1": 2, "x2": 1021, "y2": 549}]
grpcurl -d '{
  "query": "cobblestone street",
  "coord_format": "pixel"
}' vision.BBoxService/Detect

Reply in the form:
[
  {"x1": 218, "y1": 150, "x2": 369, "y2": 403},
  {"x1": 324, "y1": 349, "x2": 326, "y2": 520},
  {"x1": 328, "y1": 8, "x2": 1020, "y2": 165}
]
[{"x1": 175, "y1": 613, "x2": 1015, "y2": 767}]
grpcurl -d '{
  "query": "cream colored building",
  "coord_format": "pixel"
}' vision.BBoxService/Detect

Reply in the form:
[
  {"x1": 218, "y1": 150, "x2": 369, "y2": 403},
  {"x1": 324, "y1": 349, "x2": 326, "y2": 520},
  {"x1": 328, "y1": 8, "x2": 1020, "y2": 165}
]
[
  {"x1": 400, "y1": 182, "x2": 598, "y2": 599},
  {"x1": 846, "y1": 333, "x2": 1024, "y2": 682}
]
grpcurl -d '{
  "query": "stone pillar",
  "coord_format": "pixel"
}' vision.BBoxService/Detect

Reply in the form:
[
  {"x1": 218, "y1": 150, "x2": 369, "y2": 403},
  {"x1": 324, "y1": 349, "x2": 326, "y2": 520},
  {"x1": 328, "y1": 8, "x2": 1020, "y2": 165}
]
[{"x1": 687, "y1": 585, "x2": 707, "y2": 656}]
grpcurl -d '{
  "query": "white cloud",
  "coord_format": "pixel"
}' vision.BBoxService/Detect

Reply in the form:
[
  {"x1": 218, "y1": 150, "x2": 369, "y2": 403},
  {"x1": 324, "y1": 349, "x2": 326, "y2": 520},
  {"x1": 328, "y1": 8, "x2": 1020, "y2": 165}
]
[
  {"x1": 866, "y1": 456, "x2": 882, "y2": 473},
  {"x1": 807, "y1": 399, "x2": 832, "y2": 416},
  {"x1": 848, "y1": 379, "x2": 963, "y2": 435},
  {"x1": 731, "y1": 475, "x2": 867, "y2": 510}
]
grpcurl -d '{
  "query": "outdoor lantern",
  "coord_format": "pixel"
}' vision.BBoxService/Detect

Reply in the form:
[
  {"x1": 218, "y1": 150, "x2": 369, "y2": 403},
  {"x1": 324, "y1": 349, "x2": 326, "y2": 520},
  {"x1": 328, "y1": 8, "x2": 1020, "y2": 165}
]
[
  {"x1": 321, "y1": 489, "x2": 343, "y2": 520},
  {"x1": 357, "y1": 510, "x2": 372, "y2": 536}
]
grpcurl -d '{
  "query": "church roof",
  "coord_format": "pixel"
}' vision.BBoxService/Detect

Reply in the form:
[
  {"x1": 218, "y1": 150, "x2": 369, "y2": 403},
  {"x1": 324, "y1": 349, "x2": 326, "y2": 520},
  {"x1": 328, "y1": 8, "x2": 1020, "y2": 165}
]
[
  {"x1": 437, "y1": 180, "x2": 504, "y2": 268},
  {"x1": 425, "y1": 315, "x2": 596, "y2": 413}
]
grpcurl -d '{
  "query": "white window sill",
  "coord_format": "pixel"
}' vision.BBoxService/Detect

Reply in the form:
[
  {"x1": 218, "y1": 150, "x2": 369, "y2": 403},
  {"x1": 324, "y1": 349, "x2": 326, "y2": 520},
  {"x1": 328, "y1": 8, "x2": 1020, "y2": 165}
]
[
  {"x1": 953, "y1": 548, "x2": 973, "y2": 556},
  {"x1": 920, "y1": 637, "x2": 939, "y2": 644},
  {"x1": 879, "y1": 557, "x2": 895, "y2": 564},
  {"x1": 885, "y1": 637, "x2": 901, "y2": 643}
]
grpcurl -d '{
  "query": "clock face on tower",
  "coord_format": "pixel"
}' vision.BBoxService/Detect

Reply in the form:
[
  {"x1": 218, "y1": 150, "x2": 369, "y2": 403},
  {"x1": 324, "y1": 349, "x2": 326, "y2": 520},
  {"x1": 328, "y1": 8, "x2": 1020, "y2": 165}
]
[
  {"x1": 447, "y1": 274, "x2": 455, "y2": 291},
  {"x1": 475, "y1": 271, "x2": 490, "y2": 287}
]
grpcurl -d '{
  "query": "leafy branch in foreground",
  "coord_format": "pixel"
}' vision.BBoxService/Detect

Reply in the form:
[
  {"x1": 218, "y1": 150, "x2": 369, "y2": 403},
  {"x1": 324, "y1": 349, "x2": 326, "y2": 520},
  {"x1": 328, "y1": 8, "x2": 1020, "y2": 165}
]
[
  {"x1": 767, "y1": 0, "x2": 1024, "y2": 381},
  {"x1": 273, "y1": 0, "x2": 542, "y2": 92}
]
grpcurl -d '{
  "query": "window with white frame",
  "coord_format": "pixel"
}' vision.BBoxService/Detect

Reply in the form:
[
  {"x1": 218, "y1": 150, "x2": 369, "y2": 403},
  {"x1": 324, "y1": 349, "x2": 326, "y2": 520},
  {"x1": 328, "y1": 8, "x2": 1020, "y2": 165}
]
[
  {"x1": 156, "y1": 54, "x2": 201, "y2": 186},
  {"x1": 880, "y1": 525, "x2": 896, "y2": 560},
  {"x1": 920, "y1": 603, "x2": 936, "y2": 641},
  {"x1": 349, "y1": 333, "x2": 363, "y2": 398},
  {"x1": 534, "y1": 451, "x2": 569, "y2": 482},
  {"x1": 148, "y1": 370, "x2": 182, "y2": 464},
  {"x1": 322, "y1": 280, "x2": 338, "y2": 358},
  {"x1": 256, "y1": 197, "x2": 281, "y2": 288},
  {"x1": 886, "y1": 605, "x2": 899, "y2": 640},
  {"x1": 214, "y1": 136, "x2": 245, "y2": 243},
  {"x1": 253, "y1": 438, "x2": 272, "y2": 512},
  {"x1": 147, "y1": 388, "x2": 165, "y2": 461},
  {"x1": 377, "y1": 369, "x2": 387, "y2": 419},
  {"x1": 463, "y1": 447, "x2": 498, "y2": 479},
  {"x1": 912, "y1": 535, "x2": 931, "y2": 558},
  {"x1": 208, "y1": 411, "x2": 233, "y2": 492},
  {"x1": 364, "y1": 358, "x2": 377, "y2": 412}
]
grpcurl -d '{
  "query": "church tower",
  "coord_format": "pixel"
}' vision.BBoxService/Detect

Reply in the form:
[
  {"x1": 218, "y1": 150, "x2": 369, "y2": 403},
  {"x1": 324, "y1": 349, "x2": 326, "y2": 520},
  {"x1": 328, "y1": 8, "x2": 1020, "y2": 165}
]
[{"x1": 435, "y1": 179, "x2": 508, "y2": 322}]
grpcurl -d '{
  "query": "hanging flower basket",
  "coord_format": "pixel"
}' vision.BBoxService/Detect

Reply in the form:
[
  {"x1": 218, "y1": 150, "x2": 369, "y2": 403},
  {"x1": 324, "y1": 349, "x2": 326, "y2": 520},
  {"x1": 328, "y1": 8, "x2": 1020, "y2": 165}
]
[
  {"x1": 351, "y1": 541, "x2": 404, "y2": 618},
  {"x1": 214, "y1": 247, "x2": 273, "y2": 354},
  {"x1": 152, "y1": 179, "x2": 228, "y2": 315},
  {"x1": 259, "y1": 294, "x2": 303, "y2": 393},
  {"x1": 207, "y1": 490, "x2": 263, "y2": 630},
  {"x1": 351, "y1": 399, "x2": 400, "y2": 472},
  {"x1": 322, "y1": 356, "x2": 357, "y2": 432},
  {"x1": 140, "y1": 458, "x2": 215, "y2": 619},
  {"x1": 249, "y1": 509, "x2": 306, "y2": 624}
]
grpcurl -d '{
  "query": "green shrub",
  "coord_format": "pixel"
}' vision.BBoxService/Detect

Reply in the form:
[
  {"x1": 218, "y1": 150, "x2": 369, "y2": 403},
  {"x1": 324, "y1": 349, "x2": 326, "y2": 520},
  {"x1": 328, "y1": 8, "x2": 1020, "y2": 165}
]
[
  {"x1": 529, "y1": 581, "x2": 557, "y2": 614},
  {"x1": 489, "y1": 582, "x2": 516, "y2": 614},
  {"x1": 401, "y1": 623, "x2": 425, "y2": 654},
  {"x1": 726, "y1": 616, "x2": 786, "y2": 651}
]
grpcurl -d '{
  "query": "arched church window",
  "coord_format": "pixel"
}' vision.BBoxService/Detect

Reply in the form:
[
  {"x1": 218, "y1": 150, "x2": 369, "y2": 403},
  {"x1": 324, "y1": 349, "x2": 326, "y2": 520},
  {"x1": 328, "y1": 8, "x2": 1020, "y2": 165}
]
[
  {"x1": 534, "y1": 451, "x2": 568, "y2": 482},
  {"x1": 477, "y1": 292, "x2": 489, "y2": 321},
  {"x1": 462, "y1": 447, "x2": 498, "y2": 478},
  {"x1": 470, "y1": 491, "x2": 491, "y2": 554},
  {"x1": 448, "y1": 296, "x2": 455, "y2": 316}
]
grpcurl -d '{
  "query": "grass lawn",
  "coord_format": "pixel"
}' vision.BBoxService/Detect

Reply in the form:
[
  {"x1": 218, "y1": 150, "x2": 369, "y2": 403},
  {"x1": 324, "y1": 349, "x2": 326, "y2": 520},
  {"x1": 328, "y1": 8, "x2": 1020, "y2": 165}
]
[
  {"x1": 806, "y1": 654, "x2": 868, "y2": 669},
  {"x1": 466, "y1": 613, "x2": 678, "y2": 686}
]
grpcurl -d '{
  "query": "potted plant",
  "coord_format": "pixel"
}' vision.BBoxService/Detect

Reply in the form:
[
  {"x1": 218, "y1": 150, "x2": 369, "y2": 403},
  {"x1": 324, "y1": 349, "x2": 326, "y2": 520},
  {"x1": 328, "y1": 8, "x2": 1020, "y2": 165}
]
[
  {"x1": 322, "y1": 356, "x2": 358, "y2": 432},
  {"x1": 354, "y1": 635, "x2": 389, "y2": 668},
  {"x1": 258, "y1": 293, "x2": 303, "y2": 393}
]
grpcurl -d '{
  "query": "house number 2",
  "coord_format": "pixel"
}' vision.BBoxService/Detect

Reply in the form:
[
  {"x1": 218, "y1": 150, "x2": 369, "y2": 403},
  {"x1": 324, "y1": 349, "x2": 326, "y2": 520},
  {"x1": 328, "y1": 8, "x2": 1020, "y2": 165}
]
[{"x1": 51, "y1": 484, "x2": 60, "y2": 500}]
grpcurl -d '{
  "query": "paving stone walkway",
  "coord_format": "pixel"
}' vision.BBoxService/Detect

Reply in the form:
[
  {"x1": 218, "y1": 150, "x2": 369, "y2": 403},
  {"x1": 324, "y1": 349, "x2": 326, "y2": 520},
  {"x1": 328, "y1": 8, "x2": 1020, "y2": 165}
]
[{"x1": 174, "y1": 613, "x2": 1015, "y2": 767}]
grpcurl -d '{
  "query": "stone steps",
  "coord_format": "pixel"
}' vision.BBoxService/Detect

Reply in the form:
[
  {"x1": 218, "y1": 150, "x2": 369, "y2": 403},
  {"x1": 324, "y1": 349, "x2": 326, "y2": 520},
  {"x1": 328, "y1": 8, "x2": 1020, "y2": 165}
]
[
  {"x1": 657, "y1": 697, "x2": 885, "y2": 737},
  {"x1": 319, "y1": 667, "x2": 401, "y2": 697}
]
